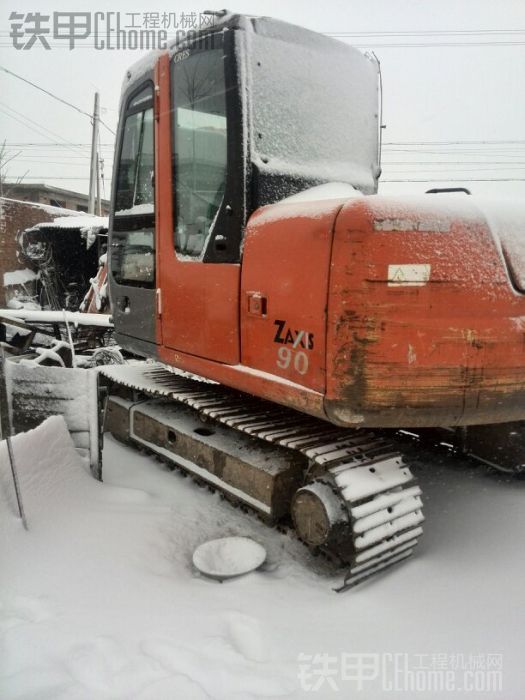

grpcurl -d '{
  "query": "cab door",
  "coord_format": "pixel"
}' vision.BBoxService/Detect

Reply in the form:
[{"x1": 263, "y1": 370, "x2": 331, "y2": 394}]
[
  {"x1": 109, "y1": 84, "x2": 158, "y2": 356},
  {"x1": 156, "y1": 33, "x2": 242, "y2": 364}
]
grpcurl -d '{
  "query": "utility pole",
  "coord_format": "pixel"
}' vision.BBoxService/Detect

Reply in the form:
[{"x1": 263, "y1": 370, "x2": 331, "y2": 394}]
[
  {"x1": 96, "y1": 152, "x2": 101, "y2": 216},
  {"x1": 88, "y1": 92, "x2": 100, "y2": 215}
]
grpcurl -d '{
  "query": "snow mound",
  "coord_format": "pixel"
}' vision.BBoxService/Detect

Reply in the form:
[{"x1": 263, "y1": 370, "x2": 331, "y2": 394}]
[
  {"x1": 0, "y1": 415, "x2": 90, "y2": 530},
  {"x1": 193, "y1": 536, "x2": 267, "y2": 579}
]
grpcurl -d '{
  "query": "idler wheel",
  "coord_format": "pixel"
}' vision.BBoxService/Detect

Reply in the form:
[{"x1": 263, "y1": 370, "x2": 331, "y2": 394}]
[{"x1": 291, "y1": 482, "x2": 348, "y2": 547}]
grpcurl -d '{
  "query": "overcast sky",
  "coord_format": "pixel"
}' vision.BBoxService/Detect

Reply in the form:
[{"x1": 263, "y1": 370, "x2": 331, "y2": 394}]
[{"x1": 1, "y1": 0, "x2": 524, "y2": 201}]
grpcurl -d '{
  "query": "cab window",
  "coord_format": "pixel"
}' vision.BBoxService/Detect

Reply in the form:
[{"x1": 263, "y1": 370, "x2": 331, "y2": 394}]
[
  {"x1": 115, "y1": 104, "x2": 154, "y2": 214},
  {"x1": 172, "y1": 46, "x2": 227, "y2": 257},
  {"x1": 112, "y1": 85, "x2": 155, "y2": 287}
]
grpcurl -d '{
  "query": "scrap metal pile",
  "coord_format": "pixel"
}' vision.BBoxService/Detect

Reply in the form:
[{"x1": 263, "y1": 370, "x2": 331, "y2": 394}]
[
  {"x1": 16, "y1": 216, "x2": 108, "y2": 312},
  {"x1": 1, "y1": 214, "x2": 114, "y2": 364}
]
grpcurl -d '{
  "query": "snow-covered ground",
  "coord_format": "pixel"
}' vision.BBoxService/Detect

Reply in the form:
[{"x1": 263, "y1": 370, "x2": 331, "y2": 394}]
[{"x1": 1, "y1": 416, "x2": 523, "y2": 699}]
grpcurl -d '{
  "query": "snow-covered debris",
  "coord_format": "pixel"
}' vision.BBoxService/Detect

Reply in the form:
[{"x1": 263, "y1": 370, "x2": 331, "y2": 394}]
[
  {"x1": 5, "y1": 297, "x2": 40, "y2": 311},
  {"x1": 17, "y1": 217, "x2": 104, "y2": 311},
  {"x1": 6, "y1": 360, "x2": 100, "y2": 471},
  {"x1": 42, "y1": 214, "x2": 108, "y2": 230},
  {"x1": 28, "y1": 341, "x2": 76, "y2": 368},
  {"x1": 0, "y1": 309, "x2": 113, "y2": 328},
  {"x1": 3, "y1": 268, "x2": 39, "y2": 287},
  {"x1": 80, "y1": 252, "x2": 109, "y2": 314},
  {"x1": 36, "y1": 214, "x2": 109, "y2": 250},
  {"x1": 2, "y1": 269, "x2": 40, "y2": 311}
]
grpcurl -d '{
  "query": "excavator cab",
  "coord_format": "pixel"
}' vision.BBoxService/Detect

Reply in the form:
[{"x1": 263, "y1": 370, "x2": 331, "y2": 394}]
[{"x1": 109, "y1": 15, "x2": 380, "y2": 358}]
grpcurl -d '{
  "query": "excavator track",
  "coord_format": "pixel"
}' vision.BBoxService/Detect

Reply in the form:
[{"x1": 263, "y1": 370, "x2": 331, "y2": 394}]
[{"x1": 99, "y1": 363, "x2": 424, "y2": 590}]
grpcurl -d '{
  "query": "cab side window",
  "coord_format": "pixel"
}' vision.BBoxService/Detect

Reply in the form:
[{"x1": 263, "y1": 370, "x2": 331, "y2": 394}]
[
  {"x1": 112, "y1": 85, "x2": 155, "y2": 287},
  {"x1": 115, "y1": 87, "x2": 154, "y2": 214}
]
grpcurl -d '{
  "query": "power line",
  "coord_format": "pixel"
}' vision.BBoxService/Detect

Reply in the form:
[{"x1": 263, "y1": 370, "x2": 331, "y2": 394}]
[
  {"x1": 0, "y1": 101, "x2": 95, "y2": 155},
  {"x1": 4, "y1": 174, "x2": 524, "y2": 183},
  {"x1": 383, "y1": 139, "x2": 525, "y2": 146},
  {"x1": 14, "y1": 155, "x2": 523, "y2": 169},
  {"x1": 6, "y1": 139, "x2": 524, "y2": 148},
  {"x1": 382, "y1": 163, "x2": 525, "y2": 169},
  {"x1": 384, "y1": 151, "x2": 525, "y2": 156},
  {"x1": 4, "y1": 176, "x2": 93, "y2": 181},
  {"x1": 354, "y1": 41, "x2": 525, "y2": 47},
  {"x1": 1, "y1": 40, "x2": 524, "y2": 49},
  {"x1": 0, "y1": 107, "x2": 73, "y2": 147},
  {"x1": 0, "y1": 27, "x2": 523, "y2": 52},
  {"x1": 381, "y1": 177, "x2": 525, "y2": 182},
  {"x1": 0, "y1": 111, "x2": 115, "y2": 179},
  {"x1": 0, "y1": 65, "x2": 115, "y2": 135},
  {"x1": 326, "y1": 29, "x2": 525, "y2": 36},
  {"x1": 14, "y1": 154, "x2": 109, "y2": 160},
  {"x1": 1, "y1": 28, "x2": 524, "y2": 38},
  {"x1": 382, "y1": 161, "x2": 525, "y2": 165},
  {"x1": 327, "y1": 33, "x2": 525, "y2": 47},
  {"x1": 1, "y1": 65, "x2": 92, "y2": 117},
  {"x1": 385, "y1": 169, "x2": 525, "y2": 174},
  {"x1": 14, "y1": 159, "x2": 113, "y2": 168},
  {"x1": 2, "y1": 142, "x2": 114, "y2": 147}
]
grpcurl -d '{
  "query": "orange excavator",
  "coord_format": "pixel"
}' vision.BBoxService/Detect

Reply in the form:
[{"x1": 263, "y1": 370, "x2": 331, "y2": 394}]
[{"x1": 101, "y1": 12, "x2": 525, "y2": 588}]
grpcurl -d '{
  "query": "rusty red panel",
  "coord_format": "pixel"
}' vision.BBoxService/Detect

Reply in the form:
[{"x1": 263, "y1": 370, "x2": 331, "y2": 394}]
[{"x1": 325, "y1": 196, "x2": 525, "y2": 427}]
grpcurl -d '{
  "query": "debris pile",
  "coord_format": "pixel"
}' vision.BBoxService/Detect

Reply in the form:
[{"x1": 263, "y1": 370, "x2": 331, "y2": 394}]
[{"x1": 16, "y1": 215, "x2": 108, "y2": 312}]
